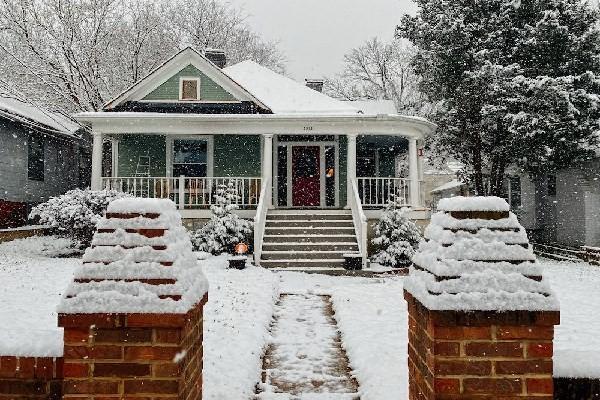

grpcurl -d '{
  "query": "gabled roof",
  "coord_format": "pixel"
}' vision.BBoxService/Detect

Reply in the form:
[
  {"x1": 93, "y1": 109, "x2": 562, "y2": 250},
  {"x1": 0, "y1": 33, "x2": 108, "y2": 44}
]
[
  {"x1": 0, "y1": 96, "x2": 81, "y2": 138},
  {"x1": 103, "y1": 47, "x2": 270, "y2": 111},
  {"x1": 223, "y1": 60, "x2": 360, "y2": 115}
]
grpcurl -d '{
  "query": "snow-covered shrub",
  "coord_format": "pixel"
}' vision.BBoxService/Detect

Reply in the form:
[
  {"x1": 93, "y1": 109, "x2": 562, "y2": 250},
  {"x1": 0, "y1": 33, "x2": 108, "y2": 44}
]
[
  {"x1": 371, "y1": 197, "x2": 422, "y2": 267},
  {"x1": 191, "y1": 182, "x2": 253, "y2": 254},
  {"x1": 29, "y1": 189, "x2": 131, "y2": 248}
]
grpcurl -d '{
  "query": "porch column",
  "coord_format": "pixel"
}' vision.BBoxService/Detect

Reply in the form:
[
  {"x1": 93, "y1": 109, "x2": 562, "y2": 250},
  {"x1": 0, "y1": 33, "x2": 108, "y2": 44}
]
[
  {"x1": 408, "y1": 138, "x2": 420, "y2": 208},
  {"x1": 91, "y1": 131, "x2": 103, "y2": 190},
  {"x1": 261, "y1": 134, "x2": 273, "y2": 207},
  {"x1": 347, "y1": 133, "x2": 357, "y2": 203}
]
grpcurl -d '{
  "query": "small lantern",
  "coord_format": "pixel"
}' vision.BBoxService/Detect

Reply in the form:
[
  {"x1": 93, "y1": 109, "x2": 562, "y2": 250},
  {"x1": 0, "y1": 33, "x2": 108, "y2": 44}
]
[{"x1": 229, "y1": 242, "x2": 248, "y2": 270}]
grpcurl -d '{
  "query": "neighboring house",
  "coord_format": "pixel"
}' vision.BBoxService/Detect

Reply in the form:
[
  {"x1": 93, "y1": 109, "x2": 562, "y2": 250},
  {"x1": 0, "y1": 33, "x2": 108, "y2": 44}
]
[
  {"x1": 520, "y1": 162, "x2": 600, "y2": 248},
  {"x1": 75, "y1": 47, "x2": 436, "y2": 268},
  {"x1": 0, "y1": 96, "x2": 90, "y2": 228}
]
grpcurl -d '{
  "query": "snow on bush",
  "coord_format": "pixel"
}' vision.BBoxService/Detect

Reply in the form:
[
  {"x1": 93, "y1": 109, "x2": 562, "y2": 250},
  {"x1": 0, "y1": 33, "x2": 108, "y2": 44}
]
[
  {"x1": 371, "y1": 198, "x2": 422, "y2": 267},
  {"x1": 191, "y1": 182, "x2": 253, "y2": 254},
  {"x1": 29, "y1": 189, "x2": 131, "y2": 248}
]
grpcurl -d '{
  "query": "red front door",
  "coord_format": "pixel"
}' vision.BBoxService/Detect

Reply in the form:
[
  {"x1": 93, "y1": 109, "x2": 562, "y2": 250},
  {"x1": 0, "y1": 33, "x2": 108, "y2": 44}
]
[{"x1": 292, "y1": 146, "x2": 320, "y2": 207}]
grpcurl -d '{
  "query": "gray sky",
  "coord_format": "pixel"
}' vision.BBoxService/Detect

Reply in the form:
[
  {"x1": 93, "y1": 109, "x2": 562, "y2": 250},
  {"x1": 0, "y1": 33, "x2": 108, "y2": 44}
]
[{"x1": 228, "y1": 0, "x2": 418, "y2": 80}]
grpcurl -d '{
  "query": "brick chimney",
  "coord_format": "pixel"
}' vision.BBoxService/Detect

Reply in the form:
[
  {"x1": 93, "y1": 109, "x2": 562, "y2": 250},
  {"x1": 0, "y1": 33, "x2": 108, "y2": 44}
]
[
  {"x1": 204, "y1": 49, "x2": 226, "y2": 68},
  {"x1": 305, "y1": 79, "x2": 324, "y2": 92}
]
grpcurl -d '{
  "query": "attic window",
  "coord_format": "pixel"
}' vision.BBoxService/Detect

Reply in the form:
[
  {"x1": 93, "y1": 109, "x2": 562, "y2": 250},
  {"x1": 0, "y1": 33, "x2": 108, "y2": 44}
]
[{"x1": 180, "y1": 78, "x2": 200, "y2": 101}]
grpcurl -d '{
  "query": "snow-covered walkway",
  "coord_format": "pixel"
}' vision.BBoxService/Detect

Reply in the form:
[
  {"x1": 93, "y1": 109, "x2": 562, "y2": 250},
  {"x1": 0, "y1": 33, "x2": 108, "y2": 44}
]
[{"x1": 257, "y1": 293, "x2": 359, "y2": 399}]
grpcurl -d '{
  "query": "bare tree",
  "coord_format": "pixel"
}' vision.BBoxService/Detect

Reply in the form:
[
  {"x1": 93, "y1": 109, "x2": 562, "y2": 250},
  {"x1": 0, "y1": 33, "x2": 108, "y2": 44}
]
[
  {"x1": 325, "y1": 37, "x2": 427, "y2": 115},
  {"x1": 0, "y1": 0, "x2": 285, "y2": 113}
]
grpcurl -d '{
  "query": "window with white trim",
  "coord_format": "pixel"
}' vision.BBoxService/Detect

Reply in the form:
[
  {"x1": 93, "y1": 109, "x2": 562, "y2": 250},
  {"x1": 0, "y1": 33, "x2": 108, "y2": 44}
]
[
  {"x1": 172, "y1": 139, "x2": 207, "y2": 177},
  {"x1": 179, "y1": 78, "x2": 200, "y2": 101}
]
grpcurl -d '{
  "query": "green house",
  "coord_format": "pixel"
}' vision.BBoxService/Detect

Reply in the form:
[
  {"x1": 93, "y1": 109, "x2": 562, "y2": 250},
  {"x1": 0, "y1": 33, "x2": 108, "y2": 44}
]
[{"x1": 76, "y1": 47, "x2": 435, "y2": 268}]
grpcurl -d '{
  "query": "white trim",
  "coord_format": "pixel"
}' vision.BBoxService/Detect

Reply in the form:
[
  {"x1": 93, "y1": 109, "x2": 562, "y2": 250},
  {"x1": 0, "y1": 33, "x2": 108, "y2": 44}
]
[
  {"x1": 166, "y1": 135, "x2": 214, "y2": 178},
  {"x1": 110, "y1": 137, "x2": 119, "y2": 177},
  {"x1": 179, "y1": 77, "x2": 201, "y2": 101},
  {"x1": 140, "y1": 99, "x2": 242, "y2": 104},
  {"x1": 103, "y1": 47, "x2": 270, "y2": 111}
]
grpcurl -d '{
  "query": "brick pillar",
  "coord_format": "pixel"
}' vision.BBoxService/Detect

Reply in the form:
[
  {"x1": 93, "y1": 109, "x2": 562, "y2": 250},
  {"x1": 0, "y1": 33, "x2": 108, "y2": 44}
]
[
  {"x1": 405, "y1": 197, "x2": 560, "y2": 399},
  {"x1": 59, "y1": 295, "x2": 207, "y2": 399},
  {"x1": 405, "y1": 292, "x2": 558, "y2": 399},
  {"x1": 57, "y1": 199, "x2": 209, "y2": 399}
]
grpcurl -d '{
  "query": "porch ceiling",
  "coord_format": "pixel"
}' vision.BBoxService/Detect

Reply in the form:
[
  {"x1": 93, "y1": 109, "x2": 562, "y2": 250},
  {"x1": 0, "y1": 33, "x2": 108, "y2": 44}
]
[{"x1": 74, "y1": 112, "x2": 436, "y2": 139}]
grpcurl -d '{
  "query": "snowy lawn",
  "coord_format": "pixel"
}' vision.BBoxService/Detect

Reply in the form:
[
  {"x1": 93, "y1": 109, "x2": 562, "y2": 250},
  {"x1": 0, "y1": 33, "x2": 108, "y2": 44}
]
[{"x1": 0, "y1": 236, "x2": 599, "y2": 399}]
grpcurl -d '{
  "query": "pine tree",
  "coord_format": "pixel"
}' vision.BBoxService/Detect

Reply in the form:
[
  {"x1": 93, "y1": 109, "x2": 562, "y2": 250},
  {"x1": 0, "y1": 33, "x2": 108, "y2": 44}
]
[
  {"x1": 191, "y1": 182, "x2": 253, "y2": 255},
  {"x1": 371, "y1": 196, "x2": 422, "y2": 267},
  {"x1": 398, "y1": 0, "x2": 600, "y2": 195}
]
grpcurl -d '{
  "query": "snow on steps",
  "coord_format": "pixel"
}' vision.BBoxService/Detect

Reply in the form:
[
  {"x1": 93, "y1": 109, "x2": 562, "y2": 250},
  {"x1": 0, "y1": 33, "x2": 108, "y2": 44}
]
[{"x1": 260, "y1": 210, "x2": 359, "y2": 269}]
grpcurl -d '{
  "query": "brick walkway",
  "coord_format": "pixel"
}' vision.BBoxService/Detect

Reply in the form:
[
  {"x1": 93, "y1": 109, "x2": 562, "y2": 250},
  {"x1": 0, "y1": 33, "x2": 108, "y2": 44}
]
[{"x1": 256, "y1": 294, "x2": 359, "y2": 399}]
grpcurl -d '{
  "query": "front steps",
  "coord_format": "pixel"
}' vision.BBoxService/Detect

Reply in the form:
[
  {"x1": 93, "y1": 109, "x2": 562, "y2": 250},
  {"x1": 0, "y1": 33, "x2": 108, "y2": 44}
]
[{"x1": 259, "y1": 210, "x2": 360, "y2": 269}]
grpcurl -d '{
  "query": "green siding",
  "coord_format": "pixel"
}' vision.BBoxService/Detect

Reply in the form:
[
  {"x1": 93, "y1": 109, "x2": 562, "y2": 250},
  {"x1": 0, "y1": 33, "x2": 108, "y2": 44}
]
[
  {"x1": 213, "y1": 135, "x2": 261, "y2": 177},
  {"x1": 143, "y1": 64, "x2": 237, "y2": 102},
  {"x1": 118, "y1": 135, "x2": 166, "y2": 177}
]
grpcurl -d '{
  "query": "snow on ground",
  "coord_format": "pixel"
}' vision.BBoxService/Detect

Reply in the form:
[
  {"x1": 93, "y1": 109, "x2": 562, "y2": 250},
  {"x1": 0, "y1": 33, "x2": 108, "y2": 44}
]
[
  {"x1": 200, "y1": 255, "x2": 280, "y2": 400},
  {"x1": 0, "y1": 236, "x2": 78, "y2": 356}
]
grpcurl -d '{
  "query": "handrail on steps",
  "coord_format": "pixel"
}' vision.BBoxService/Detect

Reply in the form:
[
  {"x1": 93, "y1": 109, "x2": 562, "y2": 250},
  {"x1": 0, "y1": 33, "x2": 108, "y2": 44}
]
[
  {"x1": 253, "y1": 176, "x2": 272, "y2": 266},
  {"x1": 350, "y1": 178, "x2": 368, "y2": 269}
]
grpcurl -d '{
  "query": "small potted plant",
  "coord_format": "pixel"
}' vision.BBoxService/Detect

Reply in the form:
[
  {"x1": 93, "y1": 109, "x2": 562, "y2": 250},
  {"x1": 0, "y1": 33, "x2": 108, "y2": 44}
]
[{"x1": 228, "y1": 242, "x2": 249, "y2": 270}]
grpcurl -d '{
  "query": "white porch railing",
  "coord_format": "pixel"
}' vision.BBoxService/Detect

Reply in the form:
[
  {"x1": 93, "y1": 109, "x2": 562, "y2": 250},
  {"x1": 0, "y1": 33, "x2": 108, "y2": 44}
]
[
  {"x1": 101, "y1": 176, "x2": 261, "y2": 209},
  {"x1": 357, "y1": 177, "x2": 412, "y2": 207},
  {"x1": 349, "y1": 178, "x2": 368, "y2": 269},
  {"x1": 253, "y1": 176, "x2": 272, "y2": 266}
]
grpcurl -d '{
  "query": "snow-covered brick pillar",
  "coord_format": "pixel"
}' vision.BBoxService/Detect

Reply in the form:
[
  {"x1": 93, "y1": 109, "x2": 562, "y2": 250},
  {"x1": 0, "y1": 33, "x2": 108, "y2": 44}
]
[
  {"x1": 57, "y1": 199, "x2": 208, "y2": 399},
  {"x1": 404, "y1": 196, "x2": 559, "y2": 399}
]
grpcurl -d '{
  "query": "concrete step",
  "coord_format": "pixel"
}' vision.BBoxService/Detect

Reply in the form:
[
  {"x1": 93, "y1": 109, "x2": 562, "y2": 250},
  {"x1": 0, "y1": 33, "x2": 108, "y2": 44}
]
[
  {"x1": 260, "y1": 259, "x2": 346, "y2": 269},
  {"x1": 262, "y1": 242, "x2": 359, "y2": 252},
  {"x1": 268, "y1": 209, "x2": 351, "y2": 215},
  {"x1": 267, "y1": 213, "x2": 353, "y2": 221},
  {"x1": 265, "y1": 227, "x2": 356, "y2": 236},
  {"x1": 265, "y1": 220, "x2": 354, "y2": 228},
  {"x1": 261, "y1": 250, "x2": 349, "y2": 260},
  {"x1": 263, "y1": 234, "x2": 357, "y2": 243}
]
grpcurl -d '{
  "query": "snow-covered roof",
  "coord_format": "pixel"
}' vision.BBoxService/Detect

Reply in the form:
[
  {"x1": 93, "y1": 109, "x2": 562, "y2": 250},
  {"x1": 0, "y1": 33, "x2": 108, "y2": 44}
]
[
  {"x1": 223, "y1": 61, "x2": 360, "y2": 115},
  {"x1": 431, "y1": 179, "x2": 466, "y2": 194},
  {"x1": 343, "y1": 100, "x2": 397, "y2": 115},
  {"x1": 0, "y1": 96, "x2": 81, "y2": 138},
  {"x1": 404, "y1": 196, "x2": 559, "y2": 311}
]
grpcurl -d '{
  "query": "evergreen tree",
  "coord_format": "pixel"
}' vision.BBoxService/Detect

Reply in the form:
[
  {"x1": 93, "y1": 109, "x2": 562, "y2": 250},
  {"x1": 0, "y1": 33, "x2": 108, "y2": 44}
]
[
  {"x1": 191, "y1": 182, "x2": 253, "y2": 255},
  {"x1": 371, "y1": 197, "x2": 422, "y2": 267},
  {"x1": 398, "y1": 0, "x2": 600, "y2": 195}
]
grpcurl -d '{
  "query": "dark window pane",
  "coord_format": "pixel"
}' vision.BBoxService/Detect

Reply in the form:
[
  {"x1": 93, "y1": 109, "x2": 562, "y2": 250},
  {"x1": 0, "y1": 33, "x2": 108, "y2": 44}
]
[
  {"x1": 28, "y1": 135, "x2": 45, "y2": 181},
  {"x1": 325, "y1": 146, "x2": 335, "y2": 207},
  {"x1": 277, "y1": 146, "x2": 288, "y2": 206},
  {"x1": 510, "y1": 176, "x2": 521, "y2": 208},
  {"x1": 293, "y1": 150, "x2": 318, "y2": 178},
  {"x1": 173, "y1": 140, "x2": 207, "y2": 164},
  {"x1": 173, "y1": 163, "x2": 206, "y2": 177}
]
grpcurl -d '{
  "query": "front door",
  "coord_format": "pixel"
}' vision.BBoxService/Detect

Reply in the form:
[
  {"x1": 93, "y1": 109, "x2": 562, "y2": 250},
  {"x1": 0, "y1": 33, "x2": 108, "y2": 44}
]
[{"x1": 292, "y1": 146, "x2": 320, "y2": 207}]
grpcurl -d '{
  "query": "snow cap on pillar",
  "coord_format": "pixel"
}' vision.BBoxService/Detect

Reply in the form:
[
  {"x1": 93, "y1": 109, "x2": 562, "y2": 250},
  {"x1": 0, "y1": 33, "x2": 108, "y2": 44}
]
[{"x1": 404, "y1": 196, "x2": 559, "y2": 311}]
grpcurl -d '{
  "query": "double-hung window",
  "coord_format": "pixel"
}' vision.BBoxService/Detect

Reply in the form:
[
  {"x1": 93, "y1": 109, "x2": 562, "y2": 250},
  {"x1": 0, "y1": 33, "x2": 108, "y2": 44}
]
[{"x1": 172, "y1": 139, "x2": 208, "y2": 177}]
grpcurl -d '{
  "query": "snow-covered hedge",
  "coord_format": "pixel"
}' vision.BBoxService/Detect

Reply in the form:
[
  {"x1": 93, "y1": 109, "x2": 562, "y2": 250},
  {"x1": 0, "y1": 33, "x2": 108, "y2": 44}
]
[
  {"x1": 191, "y1": 183, "x2": 252, "y2": 254},
  {"x1": 371, "y1": 199, "x2": 422, "y2": 267},
  {"x1": 29, "y1": 189, "x2": 131, "y2": 248}
]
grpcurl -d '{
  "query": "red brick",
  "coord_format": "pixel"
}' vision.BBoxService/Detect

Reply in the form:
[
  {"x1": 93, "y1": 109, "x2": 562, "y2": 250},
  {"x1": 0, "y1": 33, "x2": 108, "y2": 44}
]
[
  {"x1": 64, "y1": 328, "x2": 92, "y2": 344},
  {"x1": 34, "y1": 358, "x2": 56, "y2": 379},
  {"x1": 154, "y1": 329, "x2": 181, "y2": 344},
  {"x1": 465, "y1": 342, "x2": 523, "y2": 358},
  {"x1": 435, "y1": 326, "x2": 491, "y2": 340},
  {"x1": 16, "y1": 357, "x2": 35, "y2": 378},
  {"x1": 527, "y1": 378, "x2": 554, "y2": 394},
  {"x1": 136, "y1": 228, "x2": 166, "y2": 238},
  {"x1": 93, "y1": 362, "x2": 151, "y2": 377},
  {"x1": 497, "y1": 326, "x2": 554, "y2": 340},
  {"x1": 434, "y1": 341, "x2": 460, "y2": 356},
  {"x1": 435, "y1": 360, "x2": 492, "y2": 376},
  {"x1": 123, "y1": 379, "x2": 179, "y2": 394},
  {"x1": 496, "y1": 359, "x2": 553, "y2": 374},
  {"x1": 434, "y1": 378, "x2": 460, "y2": 394},
  {"x1": 63, "y1": 379, "x2": 120, "y2": 394},
  {"x1": 463, "y1": 378, "x2": 522, "y2": 394},
  {"x1": 94, "y1": 328, "x2": 153, "y2": 343},
  {"x1": 64, "y1": 345, "x2": 123, "y2": 360},
  {"x1": 124, "y1": 346, "x2": 180, "y2": 361},
  {"x1": 63, "y1": 362, "x2": 90, "y2": 378},
  {"x1": 0, "y1": 356, "x2": 17, "y2": 377},
  {"x1": 152, "y1": 363, "x2": 181, "y2": 377},
  {"x1": 126, "y1": 314, "x2": 186, "y2": 328},
  {"x1": 527, "y1": 342, "x2": 553, "y2": 358},
  {"x1": 535, "y1": 311, "x2": 560, "y2": 326},
  {"x1": 58, "y1": 313, "x2": 125, "y2": 328},
  {"x1": 0, "y1": 379, "x2": 46, "y2": 395}
]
